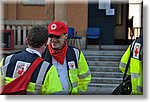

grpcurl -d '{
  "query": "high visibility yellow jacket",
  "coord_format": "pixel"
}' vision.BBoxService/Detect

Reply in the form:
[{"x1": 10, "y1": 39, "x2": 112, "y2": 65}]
[
  {"x1": 43, "y1": 45, "x2": 92, "y2": 94},
  {"x1": 1, "y1": 46, "x2": 91, "y2": 95},
  {"x1": 119, "y1": 37, "x2": 143, "y2": 95},
  {"x1": 0, "y1": 51, "x2": 62, "y2": 95}
]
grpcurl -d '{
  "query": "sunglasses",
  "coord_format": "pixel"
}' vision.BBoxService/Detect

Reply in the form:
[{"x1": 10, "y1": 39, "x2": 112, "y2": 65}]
[{"x1": 48, "y1": 34, "x2": 61, "y2": 39}]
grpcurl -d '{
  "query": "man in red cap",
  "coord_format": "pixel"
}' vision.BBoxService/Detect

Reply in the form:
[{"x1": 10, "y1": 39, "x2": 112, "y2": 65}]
[{"x1": 43, "y1": 20, "x2": 91, "y2": 95}]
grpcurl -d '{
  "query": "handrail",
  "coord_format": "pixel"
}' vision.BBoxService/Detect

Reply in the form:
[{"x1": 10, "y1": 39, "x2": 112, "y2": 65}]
[{"x1": 1, "y1": 20, "x2": 51, "y2": 55}]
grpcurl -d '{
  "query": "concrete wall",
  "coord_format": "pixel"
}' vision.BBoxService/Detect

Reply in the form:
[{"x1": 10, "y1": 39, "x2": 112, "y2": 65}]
[
  {"x1": 3, "y1": 1, "x2": 128, "y2": 46},
  {"x1": 3, "y1": 3, "x2": 50, "y2": 20},
  {"x1": 66, "y1": 2, "x2": 88, "y2": 36},
  {"x1": 3, "y1": 2, "x2": 88, "y2": 37}
]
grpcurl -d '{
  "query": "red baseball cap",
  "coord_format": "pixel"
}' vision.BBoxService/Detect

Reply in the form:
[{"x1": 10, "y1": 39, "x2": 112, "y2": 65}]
[{"x1": 48, "y1": 21, "x2": 68, "y2": 36}]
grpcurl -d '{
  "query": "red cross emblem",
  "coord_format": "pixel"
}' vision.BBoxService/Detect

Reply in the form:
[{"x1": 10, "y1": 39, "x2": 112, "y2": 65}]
[
  {"x1": 134, "y1": 47, "x2": 139, "y2": 56},
  {"x1": 133, "y1": 43, "x2": 141, "y2": 59},
  {"x1": 14, "y1": 61, "x2": 30, "y2": 78},
  {"x1": 70, "y1": 63, "x2": 74, "y2": 68},
  {"x1": 51, "y1": 24, "x2": 57, "y2": 30},
  {"x1": 17, "y1": 68, "x2": 25, "y2": 75},
  {"x1": 68, "y1": 61, "x2": 76, "y2": 70}
]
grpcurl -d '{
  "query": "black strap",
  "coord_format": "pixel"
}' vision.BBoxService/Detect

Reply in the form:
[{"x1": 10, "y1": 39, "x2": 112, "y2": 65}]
[
  {"x1": 119, "y1": 41, "x2": 136, "y2": 94},
  {"x1": 122, "y1": 40, "x2": 136, "y2": 82},
  {"x1": 123, "y1": 37, "x2": 143, "y2": 80}
]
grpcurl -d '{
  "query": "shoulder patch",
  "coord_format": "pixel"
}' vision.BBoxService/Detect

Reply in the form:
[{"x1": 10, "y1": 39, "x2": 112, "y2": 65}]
[
  {"x1": 68, "y1": 61, "x2": 76, "y2": 70},
  {"x1": 13, "y1": 61, "x2": 31, "y2": 78},
  {"x1": 133, "y1": 42, "x2": 141, "y2": 59}
]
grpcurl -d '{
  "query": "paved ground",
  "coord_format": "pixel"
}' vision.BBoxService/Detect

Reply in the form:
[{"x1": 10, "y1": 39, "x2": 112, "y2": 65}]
[{"x1": 82, "y1": 87, "x2": 116, "y2": 95}]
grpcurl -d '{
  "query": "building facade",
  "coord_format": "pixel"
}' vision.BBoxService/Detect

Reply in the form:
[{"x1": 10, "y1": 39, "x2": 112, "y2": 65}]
[{"x1": 1, "y1": 0, "x2": 143, "y2": 52}]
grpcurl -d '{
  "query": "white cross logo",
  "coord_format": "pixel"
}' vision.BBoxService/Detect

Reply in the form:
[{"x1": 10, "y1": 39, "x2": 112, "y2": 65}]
[{"x1": 51, "y1": 24, "x2": 57, "y2": 30}]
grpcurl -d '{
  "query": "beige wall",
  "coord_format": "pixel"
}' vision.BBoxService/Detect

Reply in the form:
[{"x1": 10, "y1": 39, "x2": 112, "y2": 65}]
[
  {"x1": 66, "y1": 3, "x2": 88, "y2": 36},
  {"x1": 3, "y1": 3, "x2": 53, "y2": 20},
  {"x1": 4, "y1": 3, "x2": 17, "y2": 20},
  {"x1": 3, "y1": 2, "x2": 88, "y2": 36},
  {"x1": 17, "y1": 4, "x2": 47, "y2": 20},
  {"x1": 3, "y1": 2, "x2": 126, "y2": 40}
]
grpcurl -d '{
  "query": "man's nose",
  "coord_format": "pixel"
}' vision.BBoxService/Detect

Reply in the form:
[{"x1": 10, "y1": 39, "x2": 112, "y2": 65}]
[{"x1": 51, "y1": 37, "x2": 58, "y2": 41}]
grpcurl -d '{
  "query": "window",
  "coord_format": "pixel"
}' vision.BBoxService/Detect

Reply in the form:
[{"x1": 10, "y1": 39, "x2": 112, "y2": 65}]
[{"x1": 0, "y1": 30, "x2": 14, "y2": 50}]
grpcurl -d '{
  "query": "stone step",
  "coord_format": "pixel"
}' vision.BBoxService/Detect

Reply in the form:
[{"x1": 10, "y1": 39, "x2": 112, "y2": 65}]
[
  {"x1": 83, "y1": 50, "x2": 125, "y2": 56},
  {"x1": 86, "y1": 45, "x2": 128, "y2": 50},
  {"x1": 88, "y1": 83, "x2": 119, "y2": 89},
  {"x1": 101, "y1": 45, "x2": 128, "y2": 50},
  {"x1": 91, "y1": 72, "x2": 123, "y2": 78},
  {"x1": 87, "y1": 61, "x2": 119, "y2": 66},
  {"x1": 85, "y1": 55, "x2": 121, "y2": 61},
  {"x1": 91, "y1": 77, "x2": 122, "y2": 84},
  {"x1": 85, "y1": 87, "x2": 116, "y2": 95},
  {"x1": 89, "y1": 66, "x2": 121, "y2": 72},
  {"x1": 83, "y1": 45, "x2": 126, "y2": 91}
]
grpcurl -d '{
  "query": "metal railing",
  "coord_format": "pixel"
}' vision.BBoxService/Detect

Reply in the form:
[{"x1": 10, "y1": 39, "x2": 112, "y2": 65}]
[
  {"x1": 128, "y1": 27, "x2": 142, "y2": 39},
  {"x1": 1, "y1": 20, "x2": 50, "y2": 50}
]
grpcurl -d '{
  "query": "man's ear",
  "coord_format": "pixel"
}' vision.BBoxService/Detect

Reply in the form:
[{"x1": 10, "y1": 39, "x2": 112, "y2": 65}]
[
  {"x1": 65, "y1": 34, "x2": 68, "y2": 39},
  {"x1": 25, "y1": 37, "x2": 28, "y2": 45}
]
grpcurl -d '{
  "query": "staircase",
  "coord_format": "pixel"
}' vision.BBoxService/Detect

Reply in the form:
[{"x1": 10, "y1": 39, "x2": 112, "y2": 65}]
[{"x1": 82, "y1": 45, "x2": 128, "y2": 95}]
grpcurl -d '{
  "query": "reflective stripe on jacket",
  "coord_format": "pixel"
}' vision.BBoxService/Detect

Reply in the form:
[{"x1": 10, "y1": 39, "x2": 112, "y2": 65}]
[
  {"x1": 44, "y1": 45, "x2": 91, "y2": 94},
  {"x1": 0, "y1": 51, "x2": 62, "y2": 94}
]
